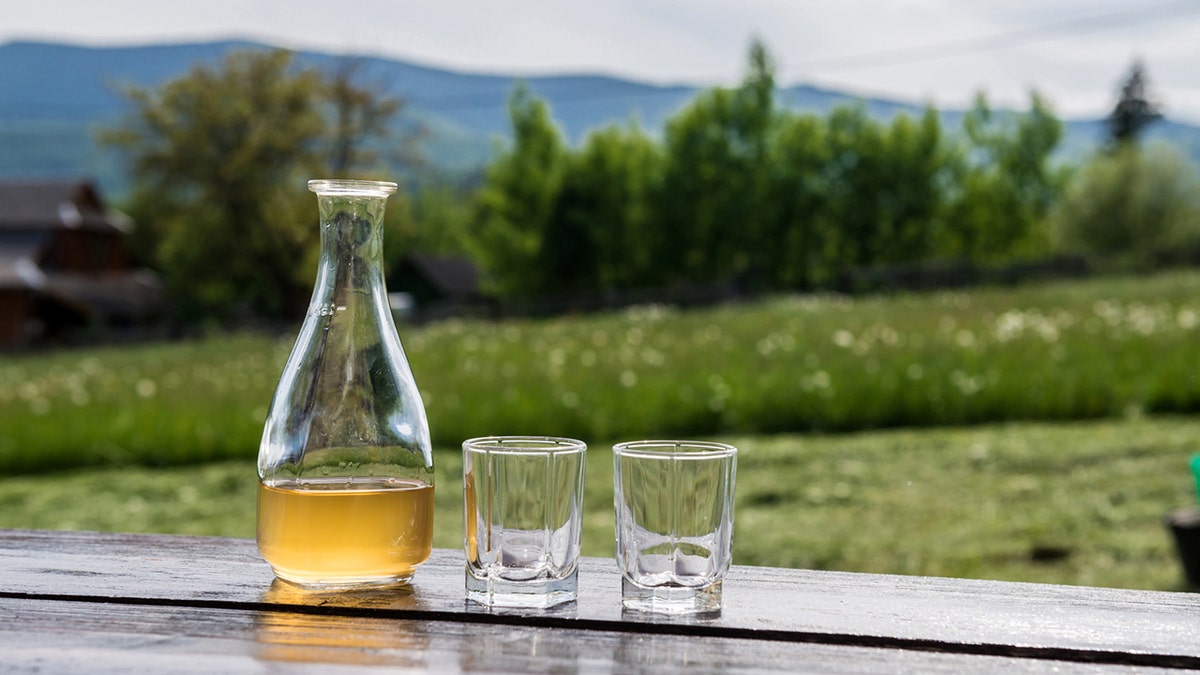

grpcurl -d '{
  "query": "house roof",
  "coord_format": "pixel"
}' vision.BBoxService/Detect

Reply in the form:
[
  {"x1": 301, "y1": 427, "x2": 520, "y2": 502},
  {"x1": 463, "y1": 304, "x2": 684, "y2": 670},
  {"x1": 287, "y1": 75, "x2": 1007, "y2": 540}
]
[
  {"x1": 0, "y1": 180, "x2": 126, "y2": 234},
  {"x1": 399, "y1": 254, "x2": 480, "y2": 298},
  {"x1": 40, "y1": 270, "x2": 164, "y2": 320},
  {"x1": 0, "y1": 180, "x2": 163, "y2": 326}
]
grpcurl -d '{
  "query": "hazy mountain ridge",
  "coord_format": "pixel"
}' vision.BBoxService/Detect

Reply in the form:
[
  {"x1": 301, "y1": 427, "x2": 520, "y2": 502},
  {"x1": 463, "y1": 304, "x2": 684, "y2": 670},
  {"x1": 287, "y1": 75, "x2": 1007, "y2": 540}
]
[{"x1": 2, "y1": 39, "x2": 1198, "y2": 196}]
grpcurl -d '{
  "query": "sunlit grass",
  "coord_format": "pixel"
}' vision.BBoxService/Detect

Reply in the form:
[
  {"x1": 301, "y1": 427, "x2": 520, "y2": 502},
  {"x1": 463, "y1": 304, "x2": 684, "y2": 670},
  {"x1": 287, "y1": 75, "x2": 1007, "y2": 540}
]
[
  {"x1": 0, "y1": 334, "x2": 282, "y2": 471},
  {"x1": 3, "y1": 271, "x2": 1200, "y2": 473},
  {"x1": 1, "y1": 417, "x2": 1195, "y2": 591}
]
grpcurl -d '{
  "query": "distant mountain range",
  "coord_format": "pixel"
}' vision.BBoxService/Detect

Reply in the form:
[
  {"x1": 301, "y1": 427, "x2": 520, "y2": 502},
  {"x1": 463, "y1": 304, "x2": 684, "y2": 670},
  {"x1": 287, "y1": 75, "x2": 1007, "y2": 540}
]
[{"x1": 3, "y1": 39, "x2": 1200, "y2": 198}]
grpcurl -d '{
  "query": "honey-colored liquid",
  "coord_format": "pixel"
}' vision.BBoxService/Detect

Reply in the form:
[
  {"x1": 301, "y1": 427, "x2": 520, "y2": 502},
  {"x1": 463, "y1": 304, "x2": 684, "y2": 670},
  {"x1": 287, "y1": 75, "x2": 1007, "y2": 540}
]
[{"x1": 257, "y1": 477, "x2": 434, "y2": 587}]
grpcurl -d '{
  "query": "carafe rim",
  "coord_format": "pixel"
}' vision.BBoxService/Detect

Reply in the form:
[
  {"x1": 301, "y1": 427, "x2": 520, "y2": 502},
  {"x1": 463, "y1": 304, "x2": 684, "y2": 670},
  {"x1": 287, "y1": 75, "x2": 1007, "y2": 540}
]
[{"x1": 308, "y1": 179, "x2": 398, "y2": 197}]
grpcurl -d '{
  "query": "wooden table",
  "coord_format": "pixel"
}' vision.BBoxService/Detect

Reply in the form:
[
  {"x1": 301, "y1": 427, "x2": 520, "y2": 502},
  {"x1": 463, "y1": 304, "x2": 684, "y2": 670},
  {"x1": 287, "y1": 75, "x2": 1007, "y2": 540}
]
[{"x1": 1, "y1": 529, "x2": 1197, "y2": 672}]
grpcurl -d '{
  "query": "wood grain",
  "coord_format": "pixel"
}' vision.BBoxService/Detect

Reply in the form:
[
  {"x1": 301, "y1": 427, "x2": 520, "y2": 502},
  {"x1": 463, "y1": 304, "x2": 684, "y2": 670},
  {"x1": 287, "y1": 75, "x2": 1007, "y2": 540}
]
[
  {"x1": 0, "y1": 598, "x2": 1156, "y2": 674},
  {"x1": 2, "y1": 529, "x2": 1198, "y2": 670}
]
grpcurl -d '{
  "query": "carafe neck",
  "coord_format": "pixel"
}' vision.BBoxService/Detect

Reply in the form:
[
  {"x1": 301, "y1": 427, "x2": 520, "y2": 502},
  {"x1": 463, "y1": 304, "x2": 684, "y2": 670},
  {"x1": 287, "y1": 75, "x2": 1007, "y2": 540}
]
[{"x1": 307, "y1": 180, "x2": 398, "y2": 311}]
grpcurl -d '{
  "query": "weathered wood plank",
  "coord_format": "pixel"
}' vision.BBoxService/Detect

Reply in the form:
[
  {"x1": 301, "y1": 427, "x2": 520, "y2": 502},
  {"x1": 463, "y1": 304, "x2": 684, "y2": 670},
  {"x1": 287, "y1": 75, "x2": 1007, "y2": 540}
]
[
  {"x1": 1, "y1": 529, "x2": 1198, "y2": 668},
  {"x1": 0, "y1": 598, "x2": 1162, "y2": 674}
]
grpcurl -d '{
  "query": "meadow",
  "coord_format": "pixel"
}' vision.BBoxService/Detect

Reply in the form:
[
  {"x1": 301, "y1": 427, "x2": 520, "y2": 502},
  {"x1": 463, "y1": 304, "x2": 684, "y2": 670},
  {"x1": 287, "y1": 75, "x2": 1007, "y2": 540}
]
[
  {"x1": 5, "y1": 271, "x2": 1200, "y2": 472},
  {"x1": 0, "y1": 419, "x2": 1195, "y2": 591},
  {"x1": 2, "y1": 270, "x2": 1200, "y2": 590}
]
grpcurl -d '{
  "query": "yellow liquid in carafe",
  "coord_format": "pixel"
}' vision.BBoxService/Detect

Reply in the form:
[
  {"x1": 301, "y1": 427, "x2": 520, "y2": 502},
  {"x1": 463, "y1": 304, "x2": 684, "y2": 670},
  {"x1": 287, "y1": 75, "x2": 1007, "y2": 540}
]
[{"x1": 257, "y1": 477, "x2": 434, "y2": 587}]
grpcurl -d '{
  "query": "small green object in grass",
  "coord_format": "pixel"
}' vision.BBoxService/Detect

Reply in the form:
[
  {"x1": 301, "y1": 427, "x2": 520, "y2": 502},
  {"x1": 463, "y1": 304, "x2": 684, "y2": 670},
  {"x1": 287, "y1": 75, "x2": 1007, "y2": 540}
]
[{"x1": 1191, "y1": 454, "x2": 1200, "y2": 507}]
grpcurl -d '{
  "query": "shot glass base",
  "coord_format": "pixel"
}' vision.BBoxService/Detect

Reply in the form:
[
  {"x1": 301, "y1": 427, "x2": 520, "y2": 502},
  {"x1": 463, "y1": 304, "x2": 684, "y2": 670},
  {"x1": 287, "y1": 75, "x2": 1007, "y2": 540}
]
[
  {"x1": 621, "y1": 578, "x2": 722, "y2": 615},
  {"x1": 466, "y1": 569, "x2": 578, "y2": 608}
]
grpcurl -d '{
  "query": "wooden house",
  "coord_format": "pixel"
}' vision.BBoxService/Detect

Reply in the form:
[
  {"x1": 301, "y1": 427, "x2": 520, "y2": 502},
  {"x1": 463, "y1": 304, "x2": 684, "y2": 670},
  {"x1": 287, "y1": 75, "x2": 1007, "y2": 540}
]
[
  {"x1": 389, "y1": 253, "x2": 488, "y2": 321},
  {"x1": 0, "y1": 180, "x2": 162, "y2": 347}
]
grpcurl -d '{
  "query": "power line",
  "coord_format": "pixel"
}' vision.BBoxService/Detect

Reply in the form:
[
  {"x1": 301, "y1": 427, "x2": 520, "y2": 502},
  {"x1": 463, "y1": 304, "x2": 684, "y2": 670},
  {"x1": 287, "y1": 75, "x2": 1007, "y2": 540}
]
[{"x1": 794, "y1": 0, "x2": 1200, "y2": 72}]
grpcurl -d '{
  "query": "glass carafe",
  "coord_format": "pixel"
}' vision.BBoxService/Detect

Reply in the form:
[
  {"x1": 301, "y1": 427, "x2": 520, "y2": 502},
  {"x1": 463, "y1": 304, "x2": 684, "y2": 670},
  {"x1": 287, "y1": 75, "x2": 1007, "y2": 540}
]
[{"x1": 257, "y1": 179, "x2": 434, "y2": 588}]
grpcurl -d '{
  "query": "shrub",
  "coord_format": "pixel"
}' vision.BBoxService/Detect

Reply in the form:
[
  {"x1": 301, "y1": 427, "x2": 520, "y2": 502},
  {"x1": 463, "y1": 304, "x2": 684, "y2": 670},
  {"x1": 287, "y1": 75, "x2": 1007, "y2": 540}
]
[{"x1": 1053, "y1": 143, "x2": 1200, "y2": 269}]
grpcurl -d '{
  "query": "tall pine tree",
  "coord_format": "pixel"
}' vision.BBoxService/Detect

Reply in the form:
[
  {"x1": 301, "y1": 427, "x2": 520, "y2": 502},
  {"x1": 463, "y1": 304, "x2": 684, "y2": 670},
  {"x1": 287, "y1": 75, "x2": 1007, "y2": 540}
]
[{"x1": 1107, "y1": 59, "x2": 1162, "y2": 148}]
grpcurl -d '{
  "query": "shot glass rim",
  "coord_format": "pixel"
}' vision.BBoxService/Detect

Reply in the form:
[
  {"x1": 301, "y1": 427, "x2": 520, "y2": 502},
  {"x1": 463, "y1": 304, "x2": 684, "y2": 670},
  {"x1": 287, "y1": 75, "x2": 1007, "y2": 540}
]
[
  {"x1": 612, "y1": 439, "x2": 738, "y2": 460},
  {"x1": 463, "y1": 435, "x2": 587, "y2": 456}
]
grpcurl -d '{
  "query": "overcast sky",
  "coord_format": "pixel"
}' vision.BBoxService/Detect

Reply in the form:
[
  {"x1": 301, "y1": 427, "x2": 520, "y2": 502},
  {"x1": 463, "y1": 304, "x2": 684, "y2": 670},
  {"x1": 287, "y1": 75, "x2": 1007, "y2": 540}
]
[{"x1": 5, "y1": 0, "x2": 1200, "y2": 123}]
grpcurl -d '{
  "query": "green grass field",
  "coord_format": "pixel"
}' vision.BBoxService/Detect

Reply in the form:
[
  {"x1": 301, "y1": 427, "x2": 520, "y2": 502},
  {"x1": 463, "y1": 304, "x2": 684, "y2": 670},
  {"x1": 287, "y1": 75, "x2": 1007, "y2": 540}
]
[
  {"x1": 5, "y1": 270, "x2": 1200, "y2": 473},
  {"x1": 2, "y1": 270, "x2": 1200, "y2": 591},
  {"x1": 1, "y1": 418, "x2": 1195, "y2": 591}
]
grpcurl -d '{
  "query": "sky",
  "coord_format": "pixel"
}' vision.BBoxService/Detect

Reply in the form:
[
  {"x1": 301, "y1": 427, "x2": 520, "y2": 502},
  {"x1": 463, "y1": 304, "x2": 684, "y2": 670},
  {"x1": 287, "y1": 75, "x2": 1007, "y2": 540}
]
[{"x1": 4, "y1": 0, "x2": 1200, "y2": 123}]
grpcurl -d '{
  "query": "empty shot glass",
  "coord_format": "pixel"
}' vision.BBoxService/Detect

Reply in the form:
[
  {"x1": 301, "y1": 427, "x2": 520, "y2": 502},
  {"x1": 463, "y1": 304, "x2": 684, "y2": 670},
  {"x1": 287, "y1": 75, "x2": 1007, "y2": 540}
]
[
  {"x1": 613, "y1": 440, "x2": 738, "y2": 615},
  {"x1": 463, "y1": 436, "x2": 587, "y2": 608}
]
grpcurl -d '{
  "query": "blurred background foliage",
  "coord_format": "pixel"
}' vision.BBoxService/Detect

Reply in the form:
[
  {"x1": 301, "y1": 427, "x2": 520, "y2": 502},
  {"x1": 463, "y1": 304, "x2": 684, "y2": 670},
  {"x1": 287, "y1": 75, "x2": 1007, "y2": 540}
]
[{"x1": 99, "y1": 43, "x2": 1200, "y2": 325}]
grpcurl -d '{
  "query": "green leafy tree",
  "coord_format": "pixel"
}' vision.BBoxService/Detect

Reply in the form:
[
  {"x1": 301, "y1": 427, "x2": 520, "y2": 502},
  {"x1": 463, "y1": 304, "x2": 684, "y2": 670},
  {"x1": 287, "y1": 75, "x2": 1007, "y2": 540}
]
[
  {"x1": 877, "y1": 108, "x2": 952, "y2": 263},
  {"x1": 542, "y1": 124, "x2": 662, "y2": 291},
  {"x1": 767, "y1": 103, "x2": 958, "y2": 288},
  {"x1": 762, "y1": 112, "x2": 829, "y2": 288},
  {"x1": 103, "y1": 50, "x2": 325, "y2": 321},
  {"x1": 945, "y1": 93, "x2": 1063, "y2": 261},
  {"x1": 465, "y1": 41, "x2": 1074, "y2": 298},
  {"x1": 654, "y1": 40, "x2": 776, "y2": 284},
  {"x1": 471, "y1": 85, "x2": 567, "y2": 296},
  {"x1": 385, "y1": 181, "x2": 477, "y2": 262},
  {"x1": 103, "y1": 49, "x2": 407, "y2": 321},
  {"x1": 819, "y1": 106, "x2": 951, "y2": 271},
  {"x1": 820, "y1": 105, "x2": 887, "y2": 270}
]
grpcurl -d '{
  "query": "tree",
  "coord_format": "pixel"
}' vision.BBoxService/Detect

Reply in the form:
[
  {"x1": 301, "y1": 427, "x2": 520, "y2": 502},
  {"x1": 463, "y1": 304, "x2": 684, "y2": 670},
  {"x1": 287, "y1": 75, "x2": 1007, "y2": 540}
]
[
  {"x1": 102, "y1": 49, "x2": 406, "y2": 321},
  {"x1": 1107, "y1": 59, "x2": 1162, "y2": 148},
  {"x1": 325, "y1": 60, "x2": 424, "y2": 176},
  {"x1": 765, "y1": 112, "x2": 829, "y2": 288},
  {"x1": 820, "y1": 105, "x2": 887, "y2": 270},
  {"x1": 1054, "y1": 143, "x2": 1200, "y2": 267},
  {"x1": 471, "y1": 85, "x2": 567, "y2": 296},
  {"x1": 877, "y1": 108, "x2": 952, "y2": 263},
  {"x1": 384, "y1": 181, "x2": 476, "y2": 262},
  {"x1": 654, "y1": 39, "x2": 777, "y2": 284},
  {"x1": 463, "y1": 40, "x2": 1073, "y2": 297},
  {"x1": 542, "y1": 123, "x2": 662, "y2": 291},
  {"x1": 945, "y1": 92, "x2": 1064, "y2": 260}
]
